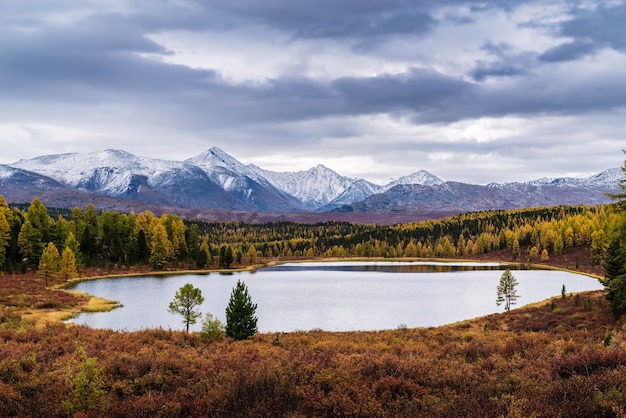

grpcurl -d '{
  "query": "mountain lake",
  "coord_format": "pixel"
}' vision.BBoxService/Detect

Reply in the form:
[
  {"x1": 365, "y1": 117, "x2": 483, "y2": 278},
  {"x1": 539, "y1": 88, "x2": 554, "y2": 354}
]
[{"x1": 67, "y1": 261, "x2": 605, "y2": 332}]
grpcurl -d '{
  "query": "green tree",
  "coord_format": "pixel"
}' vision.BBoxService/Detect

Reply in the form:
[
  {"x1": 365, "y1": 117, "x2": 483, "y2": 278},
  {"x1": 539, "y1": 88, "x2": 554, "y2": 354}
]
[
  {"x1": 38, "y1": 242, "x2": 60, "y2": 285},
  {"x1": 0, "y1": 210, "x2": 10, "y2": 269},
  {"x1": 601, "y1": 151, "x2": 626, "y2": 318},
  {"x1": 27, "y1": 197, "x2": 52, "y2": 243},
  {"x1": 199, "y1": 312, "x2": 226, "y2": 342},
  {"x1": 225, "y1": 280, "x2": 258, "y2": 340},
  {"x1": 64, "y1": 231, "x2": 82, "y2": 268},
  {"x1": 168, "y1": 283, "x2": 205, "y2": 332},
  {"x1": 602, "y1": 235, "x2": 626, "y2": 318},
  {"x1": 18, "y1": 219, "x2": 44, "y2": 267},
  {"x1": 219, "y1": 245, "x2": 234, "y2": 268},
  {"x1": 136, "y1": 228, "x2": 149, "y2": 264},
  {"x1": 496, "y1": 269, "x2": 520, "y2": 312}
]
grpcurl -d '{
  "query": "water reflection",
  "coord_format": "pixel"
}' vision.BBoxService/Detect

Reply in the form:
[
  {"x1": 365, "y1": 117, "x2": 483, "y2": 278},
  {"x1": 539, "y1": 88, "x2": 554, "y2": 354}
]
[
  {"x1": 68, "y1": 261, "x2": 602, "y2": 332},
  {"x1": 265, "y1": 261, "x2": 511, "y2": 273}
]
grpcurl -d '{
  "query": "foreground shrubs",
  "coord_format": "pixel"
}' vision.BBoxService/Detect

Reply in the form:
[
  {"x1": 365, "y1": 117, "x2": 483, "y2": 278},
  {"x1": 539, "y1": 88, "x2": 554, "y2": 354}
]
[{"x1": 1, "y1": 291, "x2": 625, "y2": 417}]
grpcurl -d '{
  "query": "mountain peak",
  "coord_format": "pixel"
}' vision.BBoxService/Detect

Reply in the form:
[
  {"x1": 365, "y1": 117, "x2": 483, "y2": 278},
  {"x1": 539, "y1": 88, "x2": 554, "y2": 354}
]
[
  {"x1": 386, "y1": 170, "x2": 444, "y2": 189},
  {"x1": 187, "y1": 147, "x2": 245, "y2": 171}
]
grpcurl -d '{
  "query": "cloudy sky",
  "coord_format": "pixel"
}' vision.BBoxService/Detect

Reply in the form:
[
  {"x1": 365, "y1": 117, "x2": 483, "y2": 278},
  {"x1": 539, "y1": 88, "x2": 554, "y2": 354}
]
[{"x1": 1, "y1": 0, "x2": 625, "y2": 185}]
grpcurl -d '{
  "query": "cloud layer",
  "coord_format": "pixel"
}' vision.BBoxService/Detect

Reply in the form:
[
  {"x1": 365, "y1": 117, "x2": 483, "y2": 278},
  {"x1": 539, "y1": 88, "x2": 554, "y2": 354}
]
[{"x1": 0, "y1": 0, "x2": 624, "y2": 184}]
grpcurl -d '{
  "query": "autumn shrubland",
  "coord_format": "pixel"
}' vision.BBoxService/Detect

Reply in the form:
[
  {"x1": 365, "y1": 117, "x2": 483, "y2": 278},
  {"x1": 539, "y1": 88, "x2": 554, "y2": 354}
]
[{"x1": 1, "y1": 288, "x2": 625, "y2": 417}]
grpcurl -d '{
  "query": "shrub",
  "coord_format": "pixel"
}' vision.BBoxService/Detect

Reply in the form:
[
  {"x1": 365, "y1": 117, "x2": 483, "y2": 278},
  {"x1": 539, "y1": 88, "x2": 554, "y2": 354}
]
[{"x1": 199, "y1": 313, "x2": 225, "y2": 343}]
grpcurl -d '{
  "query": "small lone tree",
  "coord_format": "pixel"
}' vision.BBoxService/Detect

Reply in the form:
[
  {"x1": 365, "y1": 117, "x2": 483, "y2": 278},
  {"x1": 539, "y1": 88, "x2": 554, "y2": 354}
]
[
  {"x1": 496, "y1": 269, "x2": 520, "y2": 312},
  {"x1": 168, "y1": 283, "x2": 204, "y2": 332},
  {"x1": 225, "y1": 280, "x2": 258, "y2": 340}
]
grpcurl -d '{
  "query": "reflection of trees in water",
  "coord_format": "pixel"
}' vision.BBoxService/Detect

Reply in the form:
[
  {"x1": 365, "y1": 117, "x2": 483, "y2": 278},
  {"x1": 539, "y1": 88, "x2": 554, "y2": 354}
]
[{"x1": 268, "y1": 263, "x2": 511, "y2": 273}]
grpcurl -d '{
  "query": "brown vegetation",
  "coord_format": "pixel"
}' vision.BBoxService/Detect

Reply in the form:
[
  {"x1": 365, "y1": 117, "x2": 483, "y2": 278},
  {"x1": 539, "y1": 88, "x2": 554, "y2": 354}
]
[
  {"x1": 1, "y1": 245, "x2": 624, "y2": 416},
  {"x1": 1, "y1": 287, "x2": 624, "y2": 417}
]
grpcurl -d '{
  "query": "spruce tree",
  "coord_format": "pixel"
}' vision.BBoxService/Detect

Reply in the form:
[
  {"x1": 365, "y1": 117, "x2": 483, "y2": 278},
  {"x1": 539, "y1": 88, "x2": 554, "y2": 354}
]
[
  {"x1": 602, "y1": 150, "x2": 626, "y2": 318},
  {"x1": 225, "y1": 280, "x2": 258, "y2": 340}
]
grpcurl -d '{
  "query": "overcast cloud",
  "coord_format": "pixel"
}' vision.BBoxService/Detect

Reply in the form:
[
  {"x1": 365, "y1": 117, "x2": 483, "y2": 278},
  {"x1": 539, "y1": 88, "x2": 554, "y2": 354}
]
[{"x1": 0, "y1": 0, "x2": 624, "y2": 185}]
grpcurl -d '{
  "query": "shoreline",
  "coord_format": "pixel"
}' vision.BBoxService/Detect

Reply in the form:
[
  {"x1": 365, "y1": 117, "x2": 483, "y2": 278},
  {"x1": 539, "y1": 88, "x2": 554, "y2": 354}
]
[{"x1": 52, "y1": 257, "x2": 606, "y2": 332}]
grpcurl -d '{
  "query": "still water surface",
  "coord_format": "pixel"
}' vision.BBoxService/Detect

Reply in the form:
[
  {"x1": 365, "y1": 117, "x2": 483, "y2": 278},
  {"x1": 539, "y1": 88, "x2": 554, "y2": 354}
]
[{"x1": 68, "y1": 261, "x2": 604, "y2": 332}]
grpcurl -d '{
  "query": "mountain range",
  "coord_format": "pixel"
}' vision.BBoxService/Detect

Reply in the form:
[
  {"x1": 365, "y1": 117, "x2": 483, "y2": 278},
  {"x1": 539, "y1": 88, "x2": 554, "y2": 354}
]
[{"x1": 0, "y1": 147, "x2": 622, "y2": 222}]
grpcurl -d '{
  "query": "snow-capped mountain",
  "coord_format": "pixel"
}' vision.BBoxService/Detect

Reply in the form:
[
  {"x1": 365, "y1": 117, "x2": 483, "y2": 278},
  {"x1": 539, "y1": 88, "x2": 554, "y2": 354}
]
[
  {"x1": 10, "y1": 149, "x2": 302, "y2": 211},
  {"x1": 185, "y1": 147, "x2": 304, "y2": 211},
  {"x1": 385, "y1": 170, "x2": 444, "y2": 189},
  {"x1": 3, "y1": 147, "x2": 622, "y2": 216},
  {"x1": 249, "y1": 163, "x2": 380, "y2": 209},
  {"x1": 340, "y1": 169, "x2": 621, "y2": 215}
]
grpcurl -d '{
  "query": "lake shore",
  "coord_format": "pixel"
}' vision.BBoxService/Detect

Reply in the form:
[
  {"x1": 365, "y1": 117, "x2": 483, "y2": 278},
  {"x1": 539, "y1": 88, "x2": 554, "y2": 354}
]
[{"x1": 3, "y1": 245, "x2": 605, "y2": 329}]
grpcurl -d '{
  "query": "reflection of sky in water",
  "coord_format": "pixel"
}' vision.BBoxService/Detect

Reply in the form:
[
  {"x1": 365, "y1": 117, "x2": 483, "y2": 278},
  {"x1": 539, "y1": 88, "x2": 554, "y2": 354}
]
[{"x1": 68, "y1": 262, "x2": 603, "y2": 333}]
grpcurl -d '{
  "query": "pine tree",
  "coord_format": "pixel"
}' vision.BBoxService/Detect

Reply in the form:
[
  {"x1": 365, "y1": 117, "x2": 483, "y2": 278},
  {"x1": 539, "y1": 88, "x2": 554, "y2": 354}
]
[
  {"x1": 496, "y1": 269, "x2": 520, "y2": 312},
  {"x1": 225, "y1": 280, "x2": 258, "y2": 340},
  {"x1": 601, "y1": 150, "x2": 626, "y2": 318}
]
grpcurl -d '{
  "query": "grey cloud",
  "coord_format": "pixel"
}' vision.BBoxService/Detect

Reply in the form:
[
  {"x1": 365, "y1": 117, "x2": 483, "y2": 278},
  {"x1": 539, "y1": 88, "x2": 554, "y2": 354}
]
[
  {"x1": 332, "y1": 69, "x2": 473, "y2": 115},
  {"x1": 192, "y1": 0, "x2": 438, "y2": 40},
  {"x1": 538, "y1": 40, "x2": 596, "y2": 62},
  {"x1": 1, "y1": 0, "x2": 624, "y2": 185},
  {"x1": 470, "y1": 60, "x2": 530, "y2": 81},
  {"x1": 558, "y1": 3, "x2": 626, "y2": 51}
]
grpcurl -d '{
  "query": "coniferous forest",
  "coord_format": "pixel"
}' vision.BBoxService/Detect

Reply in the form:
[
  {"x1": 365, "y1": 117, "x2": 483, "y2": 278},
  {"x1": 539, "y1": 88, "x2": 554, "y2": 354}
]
[{"x1": 1, "y1": 154, "x2": 626, "y2": 416}]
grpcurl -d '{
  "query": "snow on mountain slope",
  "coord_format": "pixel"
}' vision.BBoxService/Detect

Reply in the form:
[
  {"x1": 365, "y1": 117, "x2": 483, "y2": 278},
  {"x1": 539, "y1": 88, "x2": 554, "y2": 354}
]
[
  {"x1": 248, "y1": 164, "x2": 360, "y2": 208},
  {"x1": 385, "y1": 170, "x2": 444, "y2": 190},
  {"x1": 584, "y1": 168, "x2": 623, "y2": 188},
  {"x1": 187, "y1": 147, "x2": 306, "y2": 211},
  {"x1": 488, "y1": 168, "x2": 622, "y2": 191},
  {"x1": 187, "y1": 147, "x2": 268, "y2": 190},
  {"x1": 11, "y1": 149, "x2": 188, "y2": 196},
  {"x1": 7, "y1": 147, "x2": 622, "y2": 214}
]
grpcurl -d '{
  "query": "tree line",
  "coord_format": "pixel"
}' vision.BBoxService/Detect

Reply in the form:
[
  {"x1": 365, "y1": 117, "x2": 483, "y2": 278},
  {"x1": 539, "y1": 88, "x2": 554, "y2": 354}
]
[{"x1": 0, "y1": 195, "x2": 622, "y2": 281}]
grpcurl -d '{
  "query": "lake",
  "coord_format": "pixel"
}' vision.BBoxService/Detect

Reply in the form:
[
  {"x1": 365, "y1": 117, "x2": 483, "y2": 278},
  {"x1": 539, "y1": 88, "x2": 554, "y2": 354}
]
[{"x1": 67, "y1": 261, "x2": 604, "y2": 332}]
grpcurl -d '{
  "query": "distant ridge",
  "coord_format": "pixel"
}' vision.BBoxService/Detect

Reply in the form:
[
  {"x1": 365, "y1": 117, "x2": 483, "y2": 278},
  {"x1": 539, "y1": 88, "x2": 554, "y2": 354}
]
[{"x1": 2, "y1": 148, "x2": 621, "y2": 218}]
